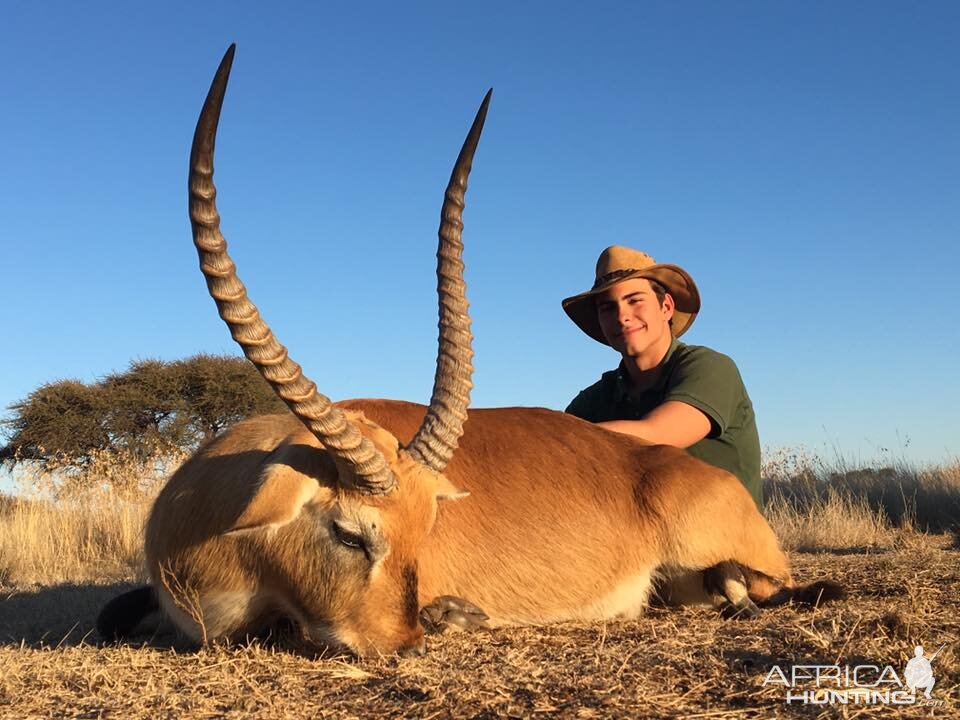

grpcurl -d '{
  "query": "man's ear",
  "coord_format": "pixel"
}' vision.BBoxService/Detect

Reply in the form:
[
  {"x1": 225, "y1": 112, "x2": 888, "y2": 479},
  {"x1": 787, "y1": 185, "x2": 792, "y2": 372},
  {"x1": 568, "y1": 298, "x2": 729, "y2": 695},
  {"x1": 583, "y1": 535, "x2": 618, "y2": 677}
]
[{"x1": 662, "y1": 291, "x2": 676, "y2": 323}]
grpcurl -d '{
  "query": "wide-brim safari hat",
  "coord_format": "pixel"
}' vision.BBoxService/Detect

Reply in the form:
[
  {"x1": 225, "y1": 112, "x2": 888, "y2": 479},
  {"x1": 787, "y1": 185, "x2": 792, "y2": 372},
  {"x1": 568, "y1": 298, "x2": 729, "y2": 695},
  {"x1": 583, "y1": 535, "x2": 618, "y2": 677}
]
[{"x1": 562, "y1": 245, "x2": 701, "y2": 344}]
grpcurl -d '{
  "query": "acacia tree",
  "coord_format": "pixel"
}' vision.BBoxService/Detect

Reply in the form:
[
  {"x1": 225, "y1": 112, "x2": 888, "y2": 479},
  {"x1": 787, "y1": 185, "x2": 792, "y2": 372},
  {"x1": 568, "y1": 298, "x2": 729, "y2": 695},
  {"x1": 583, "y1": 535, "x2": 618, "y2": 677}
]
[
  {"x1": 0, "y1": 380, "x2": 111, "y2": 466},
  {"x1": 0, "y1": 354, "x2": 285, "y2": 469},
  {"x1": 175, "y1": 354, "x2": 284, "y2": 442},
  {"x1": 100, "y1": 359, "x2": 193, "y2": 459}
]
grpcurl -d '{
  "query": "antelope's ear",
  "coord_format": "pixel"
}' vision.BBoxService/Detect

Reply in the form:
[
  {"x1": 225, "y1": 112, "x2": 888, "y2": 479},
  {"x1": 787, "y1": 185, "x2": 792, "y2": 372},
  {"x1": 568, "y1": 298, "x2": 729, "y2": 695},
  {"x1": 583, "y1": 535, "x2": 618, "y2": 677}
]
[
  {"x1": 228, "y1": 464, "x2": 323, "y2": 533},
  {"x1": 434, "y1": 473, "x2": 469, "y2": 502}
]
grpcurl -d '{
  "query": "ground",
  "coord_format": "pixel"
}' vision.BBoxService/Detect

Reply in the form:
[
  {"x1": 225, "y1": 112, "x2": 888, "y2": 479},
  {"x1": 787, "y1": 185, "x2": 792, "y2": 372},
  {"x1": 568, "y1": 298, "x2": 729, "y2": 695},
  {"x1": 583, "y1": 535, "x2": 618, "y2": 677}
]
[{"x1": 1, "y1": 533, "x2": 956, "y2": 719}]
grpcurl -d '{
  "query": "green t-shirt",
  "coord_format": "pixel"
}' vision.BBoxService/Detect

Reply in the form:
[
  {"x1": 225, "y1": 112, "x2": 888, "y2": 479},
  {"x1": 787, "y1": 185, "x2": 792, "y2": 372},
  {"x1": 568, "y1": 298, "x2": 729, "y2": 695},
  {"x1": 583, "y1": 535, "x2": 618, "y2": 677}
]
[{"x1": 566, "y1": 339, "x2": 762, "y2": 507}]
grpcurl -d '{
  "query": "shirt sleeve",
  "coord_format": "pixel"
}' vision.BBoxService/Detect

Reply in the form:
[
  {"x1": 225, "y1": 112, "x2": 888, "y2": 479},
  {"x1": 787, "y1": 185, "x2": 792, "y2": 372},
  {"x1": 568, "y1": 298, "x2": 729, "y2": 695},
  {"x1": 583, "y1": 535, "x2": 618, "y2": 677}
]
[{"x1": 662, "y1": 347, "x2": 744, "y2": 437}]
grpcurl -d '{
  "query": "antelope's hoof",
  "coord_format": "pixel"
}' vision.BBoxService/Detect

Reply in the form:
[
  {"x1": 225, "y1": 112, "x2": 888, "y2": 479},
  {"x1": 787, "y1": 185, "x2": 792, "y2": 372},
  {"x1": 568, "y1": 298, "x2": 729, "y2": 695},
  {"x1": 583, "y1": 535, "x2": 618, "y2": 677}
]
[
  {"x1": 420, "y1": 595, "x2": 489, "y2": 634},
  {"x1": 718, "y1": 597, "x2": 762, "y2": 620}
]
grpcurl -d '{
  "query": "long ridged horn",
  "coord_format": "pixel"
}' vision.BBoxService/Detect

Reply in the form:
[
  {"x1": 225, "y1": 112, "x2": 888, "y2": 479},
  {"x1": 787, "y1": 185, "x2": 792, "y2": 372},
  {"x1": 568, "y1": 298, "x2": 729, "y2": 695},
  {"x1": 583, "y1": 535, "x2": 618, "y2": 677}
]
[
  {"x1": 405, "y1": 91, "x2": 491, "y2": 471},
  {"x1": 188, "y1": 45, "x2": 395, "y2": 494}
]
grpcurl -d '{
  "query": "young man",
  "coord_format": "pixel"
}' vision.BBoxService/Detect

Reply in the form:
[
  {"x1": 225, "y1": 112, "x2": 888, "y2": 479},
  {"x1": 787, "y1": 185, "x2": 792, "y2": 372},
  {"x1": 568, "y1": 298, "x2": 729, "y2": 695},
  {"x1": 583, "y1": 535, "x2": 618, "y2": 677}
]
[{"x1": 562, "y1": 245, "x2": 762, "y2": 507}]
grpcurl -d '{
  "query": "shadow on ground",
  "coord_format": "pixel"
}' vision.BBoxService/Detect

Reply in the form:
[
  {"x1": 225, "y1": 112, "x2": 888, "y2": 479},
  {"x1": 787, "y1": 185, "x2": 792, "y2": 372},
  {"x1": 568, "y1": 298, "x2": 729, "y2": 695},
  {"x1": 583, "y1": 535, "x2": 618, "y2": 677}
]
[
  {"x1": 0, "y1": 582, "x2": 336, "y2": 657},
  {"x1": 0, "y1": 582, "x2": 180, "y2": 648}
]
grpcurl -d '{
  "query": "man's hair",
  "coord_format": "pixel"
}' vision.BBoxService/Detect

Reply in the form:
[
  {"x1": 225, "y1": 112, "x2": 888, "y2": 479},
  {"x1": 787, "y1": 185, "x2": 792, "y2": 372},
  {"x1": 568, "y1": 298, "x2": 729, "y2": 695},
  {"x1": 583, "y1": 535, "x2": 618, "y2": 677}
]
[
  {"x1": 648, "y1": 279, "x2": 667, "y2": 307},
  {"x1": 648, "y1": 279, "x2": 674, "y2": 329}
]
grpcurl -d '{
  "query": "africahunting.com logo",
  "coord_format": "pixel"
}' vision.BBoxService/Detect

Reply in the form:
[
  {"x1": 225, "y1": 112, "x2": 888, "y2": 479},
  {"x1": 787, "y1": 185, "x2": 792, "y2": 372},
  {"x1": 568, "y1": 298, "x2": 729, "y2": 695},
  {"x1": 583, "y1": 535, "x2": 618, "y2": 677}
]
[{"x1": 763, "y1": 644, "x2": 946, "y2": 706}]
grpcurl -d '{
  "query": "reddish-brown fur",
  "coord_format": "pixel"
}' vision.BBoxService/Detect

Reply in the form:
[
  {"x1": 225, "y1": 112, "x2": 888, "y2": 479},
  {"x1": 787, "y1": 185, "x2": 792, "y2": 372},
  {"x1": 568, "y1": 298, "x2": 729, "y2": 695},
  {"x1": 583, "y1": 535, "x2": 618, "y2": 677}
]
[
  {"x1": 340, "y1": 400, "x2": 793, "y2": 615},
  {"x1": 143, "y1": 398, "x2": 819, "y2": 656}
]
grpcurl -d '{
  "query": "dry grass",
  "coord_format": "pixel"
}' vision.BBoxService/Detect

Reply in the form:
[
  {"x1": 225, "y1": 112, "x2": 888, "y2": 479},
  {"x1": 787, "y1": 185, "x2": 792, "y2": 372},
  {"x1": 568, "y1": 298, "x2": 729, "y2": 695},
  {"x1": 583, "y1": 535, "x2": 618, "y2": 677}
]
[
  {"x1": 763, "y1": 448, "x2": 960, "y2": 552},
  {"x1": 0, "y1": 449, "x2": 958, "y2": 717},
  {"x1": 1, "y1": 538, "x2": 957, "y2": 718},
  {"x1": 0, "y1": 493, "x2": 147, "y2": 586},
  {"x1": 0, "y1": 448, "x2": 181, "y2": 586},
  {"x1": 765, "y1": 486, "x2": 901, "y2": 552}
]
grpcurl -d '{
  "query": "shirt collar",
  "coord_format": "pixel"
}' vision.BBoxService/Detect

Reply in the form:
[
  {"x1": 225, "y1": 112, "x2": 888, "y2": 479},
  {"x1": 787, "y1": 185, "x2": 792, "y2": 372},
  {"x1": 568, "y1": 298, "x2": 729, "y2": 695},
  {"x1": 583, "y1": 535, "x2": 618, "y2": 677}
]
[{"x1": 613, "y1": 337, "x2": 682, "y2": 402}]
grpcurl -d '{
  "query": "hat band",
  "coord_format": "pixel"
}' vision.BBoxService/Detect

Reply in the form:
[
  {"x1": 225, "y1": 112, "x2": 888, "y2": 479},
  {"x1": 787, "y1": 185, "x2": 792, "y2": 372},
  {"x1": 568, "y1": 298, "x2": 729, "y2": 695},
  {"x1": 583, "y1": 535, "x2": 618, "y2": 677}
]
[{"x1": 592, "y1": 267, "x2": 641, "y2": 290}]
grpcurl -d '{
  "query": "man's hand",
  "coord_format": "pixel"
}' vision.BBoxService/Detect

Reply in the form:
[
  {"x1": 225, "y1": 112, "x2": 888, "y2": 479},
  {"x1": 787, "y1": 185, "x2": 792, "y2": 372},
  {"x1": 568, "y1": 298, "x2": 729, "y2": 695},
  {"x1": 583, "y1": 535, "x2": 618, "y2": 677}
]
[{"x1": 597, "y1": 400, "x2": 712, "y2": 448}]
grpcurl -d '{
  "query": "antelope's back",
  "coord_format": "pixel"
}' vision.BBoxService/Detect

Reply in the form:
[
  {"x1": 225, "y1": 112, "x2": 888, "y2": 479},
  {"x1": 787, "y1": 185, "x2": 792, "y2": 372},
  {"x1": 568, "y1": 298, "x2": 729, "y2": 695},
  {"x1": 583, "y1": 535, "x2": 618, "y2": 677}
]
[
  {"x1": 338, "y1": 399, "x2": 725, "y2": 614},
  {"x1": 339, "y1": 398, "x2": 657, "y2": 506}
]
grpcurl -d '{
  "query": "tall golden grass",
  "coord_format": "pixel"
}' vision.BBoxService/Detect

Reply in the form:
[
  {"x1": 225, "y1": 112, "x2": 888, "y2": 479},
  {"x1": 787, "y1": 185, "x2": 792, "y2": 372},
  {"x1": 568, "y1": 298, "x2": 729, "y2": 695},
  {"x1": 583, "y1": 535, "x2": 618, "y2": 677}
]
[
  {"x1": 763, "y1": 446, "x2": 960, "y2": 551},
  {"x1": 0, "y1": 448, "x2": 185, "y2": 586},
  {"x1": 1, "y1": 445, "x2": 957, "y2": 586}
]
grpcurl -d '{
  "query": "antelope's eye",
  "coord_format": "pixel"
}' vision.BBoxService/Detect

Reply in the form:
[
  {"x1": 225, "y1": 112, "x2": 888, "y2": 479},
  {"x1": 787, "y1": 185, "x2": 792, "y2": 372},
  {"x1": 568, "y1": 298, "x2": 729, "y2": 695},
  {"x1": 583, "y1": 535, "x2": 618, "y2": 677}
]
[{"x1": 333, "y1": 522, "x2": 367, "y2": 552}]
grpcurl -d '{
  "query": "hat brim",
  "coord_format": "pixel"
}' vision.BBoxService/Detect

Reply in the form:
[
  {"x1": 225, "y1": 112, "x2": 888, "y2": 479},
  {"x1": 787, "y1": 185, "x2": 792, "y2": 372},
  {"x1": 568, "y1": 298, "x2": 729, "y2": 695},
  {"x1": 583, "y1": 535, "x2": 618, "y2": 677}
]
[{"x1": 561, "y1": 264, "x2": 701, "y2": 345}]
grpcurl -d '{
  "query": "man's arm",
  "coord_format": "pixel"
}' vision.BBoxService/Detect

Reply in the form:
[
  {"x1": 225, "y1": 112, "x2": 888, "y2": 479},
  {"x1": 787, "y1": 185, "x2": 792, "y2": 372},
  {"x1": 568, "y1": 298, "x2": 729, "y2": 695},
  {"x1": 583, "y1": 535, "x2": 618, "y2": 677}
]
[{"x1": 597, "y1": 400, "x2": 711, "y2": 448}]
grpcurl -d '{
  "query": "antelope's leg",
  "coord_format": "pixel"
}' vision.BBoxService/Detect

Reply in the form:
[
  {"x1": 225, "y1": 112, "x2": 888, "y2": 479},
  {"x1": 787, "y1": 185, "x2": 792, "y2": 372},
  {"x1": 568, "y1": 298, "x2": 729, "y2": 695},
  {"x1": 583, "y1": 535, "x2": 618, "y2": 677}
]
[
  {"x1": 420, "y1": 595, "x2": 490, "y2": 633},
  {"x1": 703, "y1": 561, "x2": 761, "y2": 619},
  {"x1": 651, "y1": 569, "x2": 711, "y2": 606}
]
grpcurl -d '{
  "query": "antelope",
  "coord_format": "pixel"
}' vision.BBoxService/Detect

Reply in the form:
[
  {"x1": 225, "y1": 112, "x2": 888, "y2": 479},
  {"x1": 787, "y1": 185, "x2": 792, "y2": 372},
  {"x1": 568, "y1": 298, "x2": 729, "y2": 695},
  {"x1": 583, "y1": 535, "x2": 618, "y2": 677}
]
[{"x1": 98, "y1": 46, "x2": 842, "y2": 657}]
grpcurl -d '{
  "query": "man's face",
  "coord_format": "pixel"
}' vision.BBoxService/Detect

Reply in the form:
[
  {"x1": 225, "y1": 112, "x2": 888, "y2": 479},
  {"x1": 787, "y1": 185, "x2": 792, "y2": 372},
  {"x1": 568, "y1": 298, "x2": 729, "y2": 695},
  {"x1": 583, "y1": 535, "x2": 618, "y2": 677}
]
[{"x1": 595, "y1": 277, "x2": 675, "y2": 358}]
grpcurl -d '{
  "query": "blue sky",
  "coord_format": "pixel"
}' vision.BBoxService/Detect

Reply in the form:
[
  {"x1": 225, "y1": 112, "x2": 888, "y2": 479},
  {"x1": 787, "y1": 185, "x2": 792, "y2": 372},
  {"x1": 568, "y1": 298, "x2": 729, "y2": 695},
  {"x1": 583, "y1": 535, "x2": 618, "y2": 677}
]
[{"x1": 1, "y1": 1, "x2": 957, "y2": 467}]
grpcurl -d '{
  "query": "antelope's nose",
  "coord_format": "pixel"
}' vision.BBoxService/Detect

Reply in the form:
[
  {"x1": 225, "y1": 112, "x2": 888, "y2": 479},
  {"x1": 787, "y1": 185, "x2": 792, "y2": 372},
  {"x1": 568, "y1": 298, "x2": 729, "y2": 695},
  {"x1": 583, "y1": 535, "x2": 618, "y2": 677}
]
[{"x1": 400, "y1": 635, "x2": 427, "y2": 658}]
